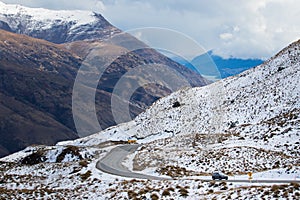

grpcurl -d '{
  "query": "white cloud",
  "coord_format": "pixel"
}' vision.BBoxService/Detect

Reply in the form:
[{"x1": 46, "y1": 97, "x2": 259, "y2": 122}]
[
  {"x1": 98, "y1": 0, "x2": 300, "y2": 59},
  {"x1": 219, "y1": 33, "x2": 233, "y2": 40},
  {"x1": 2, "y1": 0, "x2": 300, "y2": 59}
]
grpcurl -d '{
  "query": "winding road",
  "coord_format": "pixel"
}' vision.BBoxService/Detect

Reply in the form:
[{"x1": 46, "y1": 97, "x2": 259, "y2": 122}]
[
  {"x1": 96, "y1": 144, "x2": 169, "y2": 180},
  {"x1": 96, "y1": 144, "x2": 300, "y2": 183}
]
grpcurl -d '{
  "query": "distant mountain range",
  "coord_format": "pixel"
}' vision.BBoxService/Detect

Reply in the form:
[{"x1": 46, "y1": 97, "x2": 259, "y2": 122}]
[
  {"x1": 171, "y1": 51, "x2": 264, "y2": 80},
  {"x1": 0, "y1": 1, "x2": 208, "y2": 157}
]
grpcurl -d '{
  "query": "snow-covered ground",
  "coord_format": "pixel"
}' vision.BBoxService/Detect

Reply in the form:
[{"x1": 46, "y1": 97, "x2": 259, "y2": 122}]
[
  {"x1": 0, "y1": 34, "x2": 299, "y2": 199},
  {"x1": 58, "y1": 39, "x2": 300, "y2": 150},
  {"x1": 132, "y1": 133, "x2": 299, "y2": 177}
]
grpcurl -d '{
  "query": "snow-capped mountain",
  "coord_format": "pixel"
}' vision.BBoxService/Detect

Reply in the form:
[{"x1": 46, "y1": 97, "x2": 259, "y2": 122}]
[
  {"x1": 0, "y1": 2, "x2": 209, "y2": 157},
  {"x1": 0, "y1": 38, "x2": 299, "y2": 199},
  {"x1": 0, "y1": 1, "x2": 120, "y2": 43}
]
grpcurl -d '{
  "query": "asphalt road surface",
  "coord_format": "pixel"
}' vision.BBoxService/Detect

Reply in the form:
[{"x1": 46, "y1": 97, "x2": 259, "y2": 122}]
[
  {"x1": 96, "y1": 144, "x2": 300, "y2": 183},
  {"x1": 96, "y1": 144, "x2": 169, "y2": 180}
]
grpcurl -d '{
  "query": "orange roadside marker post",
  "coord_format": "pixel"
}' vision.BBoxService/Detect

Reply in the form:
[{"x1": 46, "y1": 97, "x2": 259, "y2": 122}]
[{"x1": 248, "y1": 172, "x2": 253, "y2": 182}]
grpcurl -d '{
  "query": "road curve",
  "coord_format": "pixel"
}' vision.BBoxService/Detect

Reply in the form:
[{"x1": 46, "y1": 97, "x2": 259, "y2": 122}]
[
  {"x1": 96, "y1": 144, "x2": 300, "y2": 183},
  {"x1": 96, "y1": 144, "x2": 169, "y2": 180}
]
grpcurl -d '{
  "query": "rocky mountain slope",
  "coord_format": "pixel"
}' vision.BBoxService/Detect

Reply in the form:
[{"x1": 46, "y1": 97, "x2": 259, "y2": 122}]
[
  {"x1": 0, "y1": 2, "x2": 208, "y2": 157},
  {"x1": 0, "y1": 30, "x2": 80, "y2": 156},
  {"x1": 0, "y1": 36, "x2": 298, "y2": 199}
]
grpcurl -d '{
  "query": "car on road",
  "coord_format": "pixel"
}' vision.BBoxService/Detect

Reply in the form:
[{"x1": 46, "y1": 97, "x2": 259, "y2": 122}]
[{"x1": 212, "y1": 172, "x2": 228, "y2": 180}]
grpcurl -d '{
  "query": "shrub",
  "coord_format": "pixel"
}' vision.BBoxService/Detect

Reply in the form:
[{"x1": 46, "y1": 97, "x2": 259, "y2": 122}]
[
  {"x1": 127, "y1": 190, "x2": 137, "y2": 199},
  {"x1": 70, "y1": 167, "x2": 81, "y2": 174},
  {"x1": 162, "y1": 189, "x2": 171, "y2": 196},
  {"x1": 80, "y1": 170, "x2": 92, "y2": 181},
  {"x1": 179, "y1": 187, "x2": 189, "y2": 197},
  {"x1": 219, "y1": 181, "x2": 227, "y2": 186},
  {"x1": 277, "y1": 66, "x2": 285, "y2": 72},
  {"x1": 209, "y1": 181, "x2": 216, "y2": 187},
  {"x1": 138, "y1": 188, "x2": 149, "y2": 195},
  {"x1": 56, "y1": 146, "x2": 83, "y2": 162},
  {"x1": 271, "y1": 185, "x2": 280, "y2": 192},
  {"x1": 282, "y1": 191, "x2": 289, "y2": 198},
  {"x1": 273, "y1": 193, "x2": 279, "y2": 198},
  {"x1": 79, "y1": 160, "x2": 88, "y2": 167},
  {"x1": 228, "y1": 121, "x2": 238, "y2": 129},
  {"x1": 172, "y1": 101, "x2": 181, "y2": 108},
  {"x1": 290, "y1": 182, "x2": 299, "y2": 190},
  {"x1": 156, "y1": 165, "x2": 190, "y2": 178},
  {"x1": 263, "y1": 190, "x2": 270, "y2": 195},
  {"x1": 150, "y1": 193, "x2": 159, "y2": 200},
  {"x1": 221, "y1": 186, "x2": 228, "y2": 190},
  {"x1": 197, "y1": 184, "x2": 203, "y2": 189},
  {"x1": 21, "y1": 150, "x2": 46, "y2": 165}
]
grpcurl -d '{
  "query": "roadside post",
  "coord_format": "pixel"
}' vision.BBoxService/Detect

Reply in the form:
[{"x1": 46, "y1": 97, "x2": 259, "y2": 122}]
[{"x1": 248, "y1": 172, "x2": 253, "y2": 182}]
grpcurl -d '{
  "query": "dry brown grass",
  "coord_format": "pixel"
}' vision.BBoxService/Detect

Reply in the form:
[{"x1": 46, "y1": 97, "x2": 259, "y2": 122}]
[{"x1": 80, "y1": 170, "x2": 92, "y2": 181}]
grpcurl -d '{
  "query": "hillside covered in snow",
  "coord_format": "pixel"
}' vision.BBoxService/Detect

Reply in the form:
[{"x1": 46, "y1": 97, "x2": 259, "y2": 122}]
[
  {"x1": 0, "y1": 38, "x2": 299, "y2": 199},
  {"x1": 67, "y1": 39, "x2": 300, "y2": 150}
]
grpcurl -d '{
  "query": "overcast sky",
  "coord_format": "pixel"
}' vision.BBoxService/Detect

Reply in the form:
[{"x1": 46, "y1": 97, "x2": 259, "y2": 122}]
[{"x1": 2, "y1": 0, "x2": 300, "y2": 59}]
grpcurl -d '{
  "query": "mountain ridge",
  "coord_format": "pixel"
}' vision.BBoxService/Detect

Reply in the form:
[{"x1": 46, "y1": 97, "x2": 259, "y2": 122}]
[
  {"x1": 0, "y1": 2, "x2": 208, "y2": 156},
  {"x1": 171, "y1": 51, "x2": 264, "y2": 80}
]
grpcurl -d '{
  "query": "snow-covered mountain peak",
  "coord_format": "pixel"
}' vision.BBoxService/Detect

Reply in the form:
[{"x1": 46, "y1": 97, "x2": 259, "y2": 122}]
[
  {"x1": 0, "y1": 1, "x2": 120, "y2": 43},
  {"x1": 0, "y1": 1, "x2": 96, "y2": 29}
]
